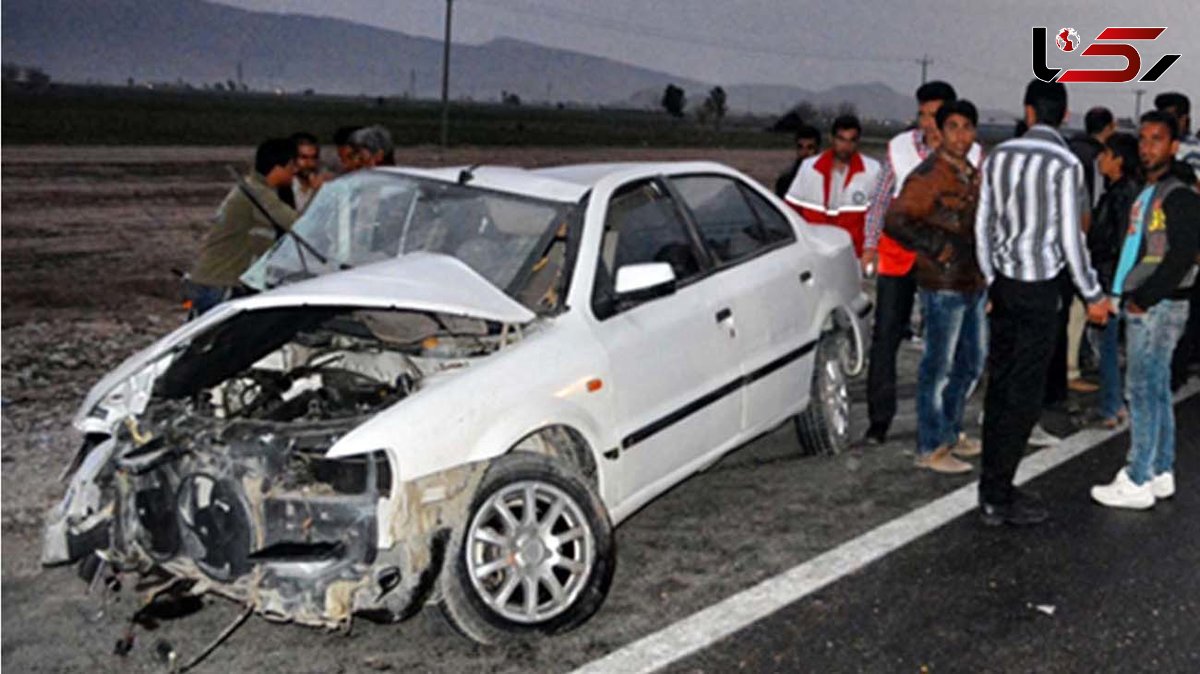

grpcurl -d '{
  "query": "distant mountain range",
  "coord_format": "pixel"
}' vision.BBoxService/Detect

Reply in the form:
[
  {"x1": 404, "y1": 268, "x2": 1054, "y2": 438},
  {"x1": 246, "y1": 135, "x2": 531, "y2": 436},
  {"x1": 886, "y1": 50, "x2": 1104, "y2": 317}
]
[{"x1": 1, "y1": 0, "x2": 1015, "y2": 122}]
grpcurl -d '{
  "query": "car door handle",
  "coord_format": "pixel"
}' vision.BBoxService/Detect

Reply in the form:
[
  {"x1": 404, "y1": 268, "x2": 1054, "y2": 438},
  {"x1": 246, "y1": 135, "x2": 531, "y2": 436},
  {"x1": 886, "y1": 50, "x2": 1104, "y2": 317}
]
[
  {"x1": 715, "y1": 307, "x2": 733, "y2": 323},
  {"x1": 799, "y1": 270, "x2": 813, "y2": 284}
]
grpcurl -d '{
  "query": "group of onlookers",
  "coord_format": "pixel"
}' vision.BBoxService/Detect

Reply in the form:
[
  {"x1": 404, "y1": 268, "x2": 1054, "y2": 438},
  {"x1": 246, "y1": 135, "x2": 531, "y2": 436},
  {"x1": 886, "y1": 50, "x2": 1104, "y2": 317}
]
[
  {"x1": 777, "y1": 82, "x2": 1200, "y2": 524},
  {"x1": 185, "y1": 124, "x2": 396, "y2": 314}
]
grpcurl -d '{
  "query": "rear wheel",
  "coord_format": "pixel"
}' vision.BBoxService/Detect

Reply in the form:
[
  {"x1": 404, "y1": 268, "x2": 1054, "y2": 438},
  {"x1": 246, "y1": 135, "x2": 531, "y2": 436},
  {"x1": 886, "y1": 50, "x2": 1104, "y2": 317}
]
[
  {"x1": 438, "y1": 453, "x2": 615, "y2": 644},
  {"x1": 795, "y1": 335, "x2": 851, "y2": 456}
]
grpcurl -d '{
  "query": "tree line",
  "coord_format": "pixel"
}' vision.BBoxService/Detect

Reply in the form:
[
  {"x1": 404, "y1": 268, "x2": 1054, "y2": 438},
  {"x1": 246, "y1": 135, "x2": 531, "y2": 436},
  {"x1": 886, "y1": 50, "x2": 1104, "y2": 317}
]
[{"x1": 660, "y1": 83, "x2": 859, "y2": 133}]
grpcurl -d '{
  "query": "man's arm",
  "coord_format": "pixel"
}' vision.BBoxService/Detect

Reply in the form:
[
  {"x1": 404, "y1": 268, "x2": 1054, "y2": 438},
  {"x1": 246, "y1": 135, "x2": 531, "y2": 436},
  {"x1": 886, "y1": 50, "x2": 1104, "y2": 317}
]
[
  {"x1": 882, "y1": 169, "x2": 946, "y2": 260},
  {"x1": 1058, "y1": 162, "x2": 1104, "y2": 303},
  {"x1": 974, "y1": 155, "x2": 996, "y2": 286},
  {"x1": 863, "y1": 161, "x2": 895, "y2": 252},
  {"x1": 1130, "y1": 190, "x2": 1200, "y2": 310}
]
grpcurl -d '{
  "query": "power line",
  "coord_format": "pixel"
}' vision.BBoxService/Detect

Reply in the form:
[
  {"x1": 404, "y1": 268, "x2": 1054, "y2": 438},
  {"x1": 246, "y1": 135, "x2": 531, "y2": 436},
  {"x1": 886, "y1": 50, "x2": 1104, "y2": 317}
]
[
  {"x1": 441, "y1": 0, "x2": 453, "y2": 148},
  {"x1": 917, "y1": 54, "x2": 933, "y2": 84}
]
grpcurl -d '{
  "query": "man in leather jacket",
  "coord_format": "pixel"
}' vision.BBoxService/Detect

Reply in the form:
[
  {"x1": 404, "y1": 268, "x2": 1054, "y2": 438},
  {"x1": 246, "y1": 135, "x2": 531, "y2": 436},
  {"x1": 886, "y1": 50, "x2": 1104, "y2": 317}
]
[{"x1": 884, "y1": 100, "x2": 986, "y2": 474}]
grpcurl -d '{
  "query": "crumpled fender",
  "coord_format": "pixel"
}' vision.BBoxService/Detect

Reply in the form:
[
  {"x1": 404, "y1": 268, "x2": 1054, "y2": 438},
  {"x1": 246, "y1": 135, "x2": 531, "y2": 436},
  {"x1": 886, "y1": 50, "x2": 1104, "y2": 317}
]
[{"x1": 325, "y1": 323, "x2": 615, "y2": 494}]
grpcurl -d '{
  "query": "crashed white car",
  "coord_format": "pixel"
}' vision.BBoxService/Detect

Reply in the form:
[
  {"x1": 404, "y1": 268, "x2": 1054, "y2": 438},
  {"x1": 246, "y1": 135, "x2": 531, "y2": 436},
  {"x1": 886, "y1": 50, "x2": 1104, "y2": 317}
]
[{"x1": 45, "y1": 162, "x2": 869, "y2": 644}]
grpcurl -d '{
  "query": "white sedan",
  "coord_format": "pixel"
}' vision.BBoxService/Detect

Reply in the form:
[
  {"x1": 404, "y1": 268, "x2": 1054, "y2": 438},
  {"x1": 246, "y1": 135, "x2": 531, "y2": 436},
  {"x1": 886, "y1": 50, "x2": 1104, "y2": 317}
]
[{"x1": 44, "y1": 161, "x2": 869, "y2": 644}]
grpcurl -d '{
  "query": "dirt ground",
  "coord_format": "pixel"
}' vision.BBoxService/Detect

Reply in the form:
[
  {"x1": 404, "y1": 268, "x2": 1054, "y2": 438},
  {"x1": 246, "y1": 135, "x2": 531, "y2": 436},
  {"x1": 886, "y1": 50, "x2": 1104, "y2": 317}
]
[{"x1": 3, "y1": 145, "x2": 967, "y2": 673}]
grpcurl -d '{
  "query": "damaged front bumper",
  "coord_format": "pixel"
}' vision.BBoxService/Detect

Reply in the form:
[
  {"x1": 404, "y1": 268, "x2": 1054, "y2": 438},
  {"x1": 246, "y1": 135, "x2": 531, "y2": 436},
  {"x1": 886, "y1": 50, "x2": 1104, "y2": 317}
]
[{"x1": 45, "y1": 412, "x2": 485, "y2": 630}]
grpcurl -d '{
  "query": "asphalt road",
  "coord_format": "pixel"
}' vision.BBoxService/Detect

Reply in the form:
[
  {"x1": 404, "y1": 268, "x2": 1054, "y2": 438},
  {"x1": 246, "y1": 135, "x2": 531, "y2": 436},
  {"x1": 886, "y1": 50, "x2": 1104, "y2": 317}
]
[{"x1": 672, "y1": 395, "x2": 1200, "y2": 674}]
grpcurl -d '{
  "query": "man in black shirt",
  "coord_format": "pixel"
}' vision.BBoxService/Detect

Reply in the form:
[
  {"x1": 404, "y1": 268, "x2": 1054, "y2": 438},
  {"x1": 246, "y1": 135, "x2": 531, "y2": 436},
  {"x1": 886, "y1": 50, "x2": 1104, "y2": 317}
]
[{"x1": 774, "y1": 124, "x2": 821, "y2": 197}]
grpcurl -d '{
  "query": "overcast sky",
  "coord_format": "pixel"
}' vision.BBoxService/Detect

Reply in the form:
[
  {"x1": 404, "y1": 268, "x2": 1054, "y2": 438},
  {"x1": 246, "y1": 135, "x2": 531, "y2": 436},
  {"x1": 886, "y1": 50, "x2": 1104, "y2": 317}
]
[{"x1": 217, "y1": 0, "x2": 1197, "y2": 119}]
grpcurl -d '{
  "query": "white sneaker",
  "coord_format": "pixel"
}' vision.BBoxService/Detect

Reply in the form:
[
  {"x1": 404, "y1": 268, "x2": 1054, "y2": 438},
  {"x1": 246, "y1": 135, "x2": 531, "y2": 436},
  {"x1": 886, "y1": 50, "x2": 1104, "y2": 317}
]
[
  {"x1": 1151, "y1": 472, "x2": 1175, "y2": 499},
  {"x1": 1091, "y1": 468, "x2": 1155, "y2": 509},
  {"x1": 1028, "y1": 423, "x2": 1060, "y2": 448}
]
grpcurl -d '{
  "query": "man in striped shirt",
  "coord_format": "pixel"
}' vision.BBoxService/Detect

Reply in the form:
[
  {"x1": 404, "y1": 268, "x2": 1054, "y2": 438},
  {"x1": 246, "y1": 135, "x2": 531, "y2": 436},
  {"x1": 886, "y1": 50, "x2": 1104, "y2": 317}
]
[{"x1": 974, "y1": 79, "x2": 1113, "y2": 526}]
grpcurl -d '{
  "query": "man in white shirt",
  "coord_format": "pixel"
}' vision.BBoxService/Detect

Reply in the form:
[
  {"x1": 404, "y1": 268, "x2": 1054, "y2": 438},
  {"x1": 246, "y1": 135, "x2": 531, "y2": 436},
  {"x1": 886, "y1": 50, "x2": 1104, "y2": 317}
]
[{"x1": 289, "y1": 131, "x2": 325, "y2": 213}]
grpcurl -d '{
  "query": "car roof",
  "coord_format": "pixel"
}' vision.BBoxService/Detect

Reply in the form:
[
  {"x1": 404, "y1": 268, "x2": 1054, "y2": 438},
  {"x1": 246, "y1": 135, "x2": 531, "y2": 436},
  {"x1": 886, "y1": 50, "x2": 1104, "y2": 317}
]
[{"x1": 374, "y1": 161, "x2": 739, "y2": 203}]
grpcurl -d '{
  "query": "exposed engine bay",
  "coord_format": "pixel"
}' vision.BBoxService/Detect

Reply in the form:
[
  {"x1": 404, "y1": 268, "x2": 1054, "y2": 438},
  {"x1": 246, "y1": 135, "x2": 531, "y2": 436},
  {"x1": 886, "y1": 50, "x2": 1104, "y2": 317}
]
[
  {"x1": 155, "y1": 306, "x2": 504, "y2": 421},
  {"x1": 50, "y1": 306, "x2": 514, "y2": 628}
]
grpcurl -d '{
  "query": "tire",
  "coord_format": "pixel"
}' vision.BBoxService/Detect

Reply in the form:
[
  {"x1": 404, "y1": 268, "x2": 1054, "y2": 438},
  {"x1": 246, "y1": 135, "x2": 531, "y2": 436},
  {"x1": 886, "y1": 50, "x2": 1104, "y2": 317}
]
[
  {"x1": 438, "y1": 452, "x2": 615, "y2": 645},
  {"x1": 795, "y1": 335, "x2": 852, "y2": 456}
]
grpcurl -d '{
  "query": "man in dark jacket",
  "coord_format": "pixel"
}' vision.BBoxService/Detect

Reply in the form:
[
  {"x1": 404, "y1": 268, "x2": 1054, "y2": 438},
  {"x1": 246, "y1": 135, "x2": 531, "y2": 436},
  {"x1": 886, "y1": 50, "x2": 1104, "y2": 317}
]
[
  {"x1": 774, "y1": 124, "x2": 821, "y2": 197},
  {"x1": 884, "y1": 100, "x2": 986, "y2": 474},
  {"x1": 1088, "y1": 132, "x2": 1142, "y2": 426},
  {"x1": 1069, "y1": 106, "x2": 1116, "y2": 207},
  {"x1": 1091, "y1": 111, "x2": 1200, "y2": 509}
]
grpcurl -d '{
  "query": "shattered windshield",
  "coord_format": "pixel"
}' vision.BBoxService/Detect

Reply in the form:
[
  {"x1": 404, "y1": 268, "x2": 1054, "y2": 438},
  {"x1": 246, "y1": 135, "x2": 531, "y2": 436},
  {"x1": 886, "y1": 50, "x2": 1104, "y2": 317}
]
[{"x1": 242, "y1": 171, "x2": 577, "y2": 299}]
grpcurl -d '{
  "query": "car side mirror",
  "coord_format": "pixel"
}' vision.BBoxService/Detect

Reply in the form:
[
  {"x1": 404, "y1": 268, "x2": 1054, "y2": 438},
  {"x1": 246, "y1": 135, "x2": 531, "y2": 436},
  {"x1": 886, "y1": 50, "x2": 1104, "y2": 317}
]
[{"x1": 614, "y1": 262, "x2": 677, "y2": 303}]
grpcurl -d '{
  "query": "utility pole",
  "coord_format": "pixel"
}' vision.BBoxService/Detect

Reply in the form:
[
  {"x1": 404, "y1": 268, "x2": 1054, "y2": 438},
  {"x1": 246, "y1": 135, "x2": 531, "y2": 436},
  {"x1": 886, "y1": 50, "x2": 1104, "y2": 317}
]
[
  {"x1": 916, "y1": 54, "x2": 933, "y2": 84},
  {"x1": 236, "y1": 61, "x2": 244, "y2": 90},
  {"x1": 1134, "y1": 88, "x2": 1147, "y2": 118},
  {"x1": 409, "y1": 68, "x2": 417, "y2": 100},
  {"x1": 440, "y1": 0, "x2": 453, "y2": 148}
]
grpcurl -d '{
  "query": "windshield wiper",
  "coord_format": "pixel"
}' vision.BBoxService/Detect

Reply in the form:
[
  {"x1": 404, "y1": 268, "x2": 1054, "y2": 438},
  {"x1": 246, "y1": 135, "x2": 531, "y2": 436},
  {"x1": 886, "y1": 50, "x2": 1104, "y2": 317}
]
[{"x1": 225, "y1": 166, "x2": 343, "y2": 271}]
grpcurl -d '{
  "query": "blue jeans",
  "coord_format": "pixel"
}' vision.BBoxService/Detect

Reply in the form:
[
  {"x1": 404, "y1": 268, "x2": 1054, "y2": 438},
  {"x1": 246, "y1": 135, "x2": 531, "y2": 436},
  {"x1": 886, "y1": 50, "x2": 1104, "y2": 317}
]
[
  {"x1": 1125, "y1": 300, "x2": 1190, "y2": 484},
  {"x1": 184, "y1": 282, "x2": 229, "y2": 318},
  {"x1": 1097, "y1": 316, "x2": 1124, "y2": 419},
  {"x1": 916, "y1": 289, "x2": 987, "y2": 455}
]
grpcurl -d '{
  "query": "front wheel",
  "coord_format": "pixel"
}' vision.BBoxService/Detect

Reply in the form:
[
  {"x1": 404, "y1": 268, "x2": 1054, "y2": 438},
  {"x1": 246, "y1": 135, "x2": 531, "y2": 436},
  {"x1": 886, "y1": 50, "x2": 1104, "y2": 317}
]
[
  {"x1": 794, "y1": 335, "x2": 852, "y2": 456},
  {"x1": 438, "y1": 453, "x2": 615, "y2": 644}
]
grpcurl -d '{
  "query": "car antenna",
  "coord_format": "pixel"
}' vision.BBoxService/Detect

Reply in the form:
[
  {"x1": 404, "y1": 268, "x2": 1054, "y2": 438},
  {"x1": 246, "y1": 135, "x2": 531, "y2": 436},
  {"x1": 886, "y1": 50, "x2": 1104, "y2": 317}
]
[{"x1": 458, "y1": 163, "x2": 483, "y2": 185}]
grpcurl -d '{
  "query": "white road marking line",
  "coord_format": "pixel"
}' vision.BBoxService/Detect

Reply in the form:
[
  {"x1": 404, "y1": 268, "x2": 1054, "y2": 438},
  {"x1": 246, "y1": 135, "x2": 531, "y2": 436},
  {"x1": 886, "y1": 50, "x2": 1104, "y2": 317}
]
[{"x1": 572, "y1": 382, "x2": 1200, "y2": 674}]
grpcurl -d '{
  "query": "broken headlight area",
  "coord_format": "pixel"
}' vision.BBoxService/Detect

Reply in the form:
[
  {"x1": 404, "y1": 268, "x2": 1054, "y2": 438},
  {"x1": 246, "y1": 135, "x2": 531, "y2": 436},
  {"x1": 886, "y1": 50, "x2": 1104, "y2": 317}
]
[
  {"x1": 51, "y1": 306, "x2": 508, "y2": 627},
  {"x1": 104, "y1": 412, "x2": 392, "y2": 626}
]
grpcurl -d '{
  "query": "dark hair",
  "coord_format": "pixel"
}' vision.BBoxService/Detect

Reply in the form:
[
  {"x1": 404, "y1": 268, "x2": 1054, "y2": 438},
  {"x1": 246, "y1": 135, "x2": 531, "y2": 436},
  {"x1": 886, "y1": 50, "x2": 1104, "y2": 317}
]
[
  {"x1": 1104, "y1": 132, "x2": 1141, "y2": 182},
  {"x1": 831, "y1": 114, "x2": 861, "y2": 137},
  {"x1": 936, "y1": 99, "x2": 978, "y2": 129},
  {"x1": 1023, "y1": 79, "x2": 1068, "y2": 127},
  {"x1": 795, "y1": 124, "x2": 821, "y2": 144},
  {"x1": 1084, "y1": 107, "x2": 1114, "y2": 135},
  {"x1": 1140, "y1": 110, "x2": 1180, "y2": 140},
  {"x1": 254, "y1": 138, "x2": 296, "y2": 176},
  {"x1": 1154, "y1": 92, "x2": 1191, "y2": 116},
  {"x1": 333, "y1": 125, "x2": 363, "y2": 146},
  {"x1": 916, "y1": 81, "x2": 956, "y2": 105},
  {"x1": 290, "y1": 131, "x2": 319, "y2": 146}
]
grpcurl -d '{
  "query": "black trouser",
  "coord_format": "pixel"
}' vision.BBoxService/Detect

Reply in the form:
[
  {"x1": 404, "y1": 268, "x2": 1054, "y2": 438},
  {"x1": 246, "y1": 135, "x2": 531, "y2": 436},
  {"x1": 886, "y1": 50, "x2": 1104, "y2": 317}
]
[
  {"x1": 1171, "y1": 282, "x2": 1200, "y2": 387},
  {"x1": 866, "y1": 270, "x2": 917, "y2": 434},
  {"x1": 980, "y1": 275, "x2": 1061, "y2": 505},
  {"x1": 1045, "y1": 273, "x2": 1074, "y2": 407}
]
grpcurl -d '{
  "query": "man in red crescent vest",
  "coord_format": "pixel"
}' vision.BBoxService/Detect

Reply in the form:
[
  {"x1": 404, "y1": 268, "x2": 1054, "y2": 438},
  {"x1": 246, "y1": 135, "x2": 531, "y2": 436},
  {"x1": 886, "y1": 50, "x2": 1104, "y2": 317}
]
[
  {"x1": 860, "y1": 81, "x2": 984, "y2": 445},
  {"x1": 784, "y1": 114, "x2": 881, "y2": 256}
]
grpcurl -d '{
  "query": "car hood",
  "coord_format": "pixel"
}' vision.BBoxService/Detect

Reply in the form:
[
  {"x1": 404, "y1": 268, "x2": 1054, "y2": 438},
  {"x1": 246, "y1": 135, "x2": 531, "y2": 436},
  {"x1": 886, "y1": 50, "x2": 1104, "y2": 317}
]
[
  {"x1": 74, "y1": 253, "x2": 534, "y2": 426},
  {"x1": 242, "y1": 252, "x2": 535, "y2": 323}
]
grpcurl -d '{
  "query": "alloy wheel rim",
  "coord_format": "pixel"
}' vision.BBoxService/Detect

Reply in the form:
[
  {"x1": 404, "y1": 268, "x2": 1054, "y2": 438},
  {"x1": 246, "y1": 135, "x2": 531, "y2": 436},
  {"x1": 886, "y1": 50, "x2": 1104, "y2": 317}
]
[
  {"x1": 465, "y1": 479, "x2": 594, "y2": 623},
  {"x1": 823, "y1": 357, "x2": 850, "y2": 441}
]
